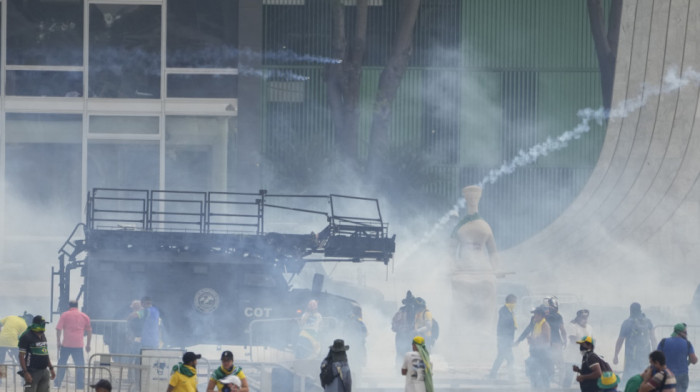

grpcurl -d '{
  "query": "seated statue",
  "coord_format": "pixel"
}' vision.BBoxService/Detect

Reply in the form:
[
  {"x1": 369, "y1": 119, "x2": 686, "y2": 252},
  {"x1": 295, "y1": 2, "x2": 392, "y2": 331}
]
[
  {"x1": 449, "y1": 185, "x2": 500, "y2": 348},
  {"x1": 451, "y1": 185, "x2": 500, "y2": 272}
]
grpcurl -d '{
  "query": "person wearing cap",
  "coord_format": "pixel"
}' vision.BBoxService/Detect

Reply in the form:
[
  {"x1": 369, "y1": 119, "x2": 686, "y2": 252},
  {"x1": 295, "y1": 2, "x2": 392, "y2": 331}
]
[
  {"x1": 54, "y1": 299, "x2": 92, "y2": 389},
  {"x1": 639, "y1": 350, "x2": 677, "y2": 392},
  {"x1": 598, "y1": 371, "x2": 620, "y2": 391},
  {"x1": 564, "y1": 309, "x2": 593, "y2": 387},
  {"x1": 572, "y1": 336, "x2": 604, "y2": 392},
  {"x1": 656, "y1": 323, "x2": 697, "y2": 392},
  {"x1": 320, "y1": 339, "x2": 352, "y2": 391},
  {"x1": 0, "y1": 313, "x2": 27, "y2": 364},
  {"x1": 90, "y1": 379, "x2": 112, "y2": 392},
  {"x1": 18, "y1": 315, "x2": 55, "y2": 392},
  {"x1": 401, "y1": 336, "x2": 432, "y2": 392},
  {"x1": 393, "y1": 291, "x2": 418, "y2": 366},
  {"x1": 207, "y1": 350, "x2": 248, "y2": 392},
  {"x1": 167, "y1": 351, "x2": 201, "y2": 392},
  {"x1": 515, "y1": 305, "x2": 551, "y2": 388},
  {"x1": 614, "y1": 302, "x2": 656, "y2": 381}
]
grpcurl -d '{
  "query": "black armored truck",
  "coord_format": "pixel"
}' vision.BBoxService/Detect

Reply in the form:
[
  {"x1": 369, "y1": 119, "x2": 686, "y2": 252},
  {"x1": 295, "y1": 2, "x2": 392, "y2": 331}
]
[{"x1": 51, "y1": 188, "x2": 395, "y2": 354}]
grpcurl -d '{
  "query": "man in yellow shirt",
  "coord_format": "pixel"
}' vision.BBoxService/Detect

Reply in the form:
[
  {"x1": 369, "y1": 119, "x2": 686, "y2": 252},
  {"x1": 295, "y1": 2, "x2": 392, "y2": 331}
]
[
  {"x1": 0, "y1": 314, "x2": 28, "y2": 363},
  {"x1": 167, "y1": 352, "x2": 200, "y2": 392}
]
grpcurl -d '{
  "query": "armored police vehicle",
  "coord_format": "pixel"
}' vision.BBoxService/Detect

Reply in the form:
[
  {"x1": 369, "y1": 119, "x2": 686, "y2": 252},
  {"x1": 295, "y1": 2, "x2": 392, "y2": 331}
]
[{"x1": 51, "y1": 188, "x2": 395, "y2": 351}]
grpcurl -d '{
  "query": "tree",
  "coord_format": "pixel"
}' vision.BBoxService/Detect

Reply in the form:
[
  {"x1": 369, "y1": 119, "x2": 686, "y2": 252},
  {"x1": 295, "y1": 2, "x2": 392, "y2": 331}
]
[
  {"x1": 586, "y1": 0, "x2": 623, "y2": 110},
  {"x1": 367, "y1": 0, "x2": 421, "y2": 173},
  {"x1": 326, "y1": 0, "x2": 422, "y2": 173},
  {"x1": 326, "y1": 0, "x2": 368, "y2": 163}
]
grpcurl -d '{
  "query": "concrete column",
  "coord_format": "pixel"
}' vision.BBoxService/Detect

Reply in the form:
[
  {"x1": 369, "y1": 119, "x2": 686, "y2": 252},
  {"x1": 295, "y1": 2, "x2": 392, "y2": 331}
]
[{"x1": 233, "y1": 0, "x2": 264, "y2": 191}]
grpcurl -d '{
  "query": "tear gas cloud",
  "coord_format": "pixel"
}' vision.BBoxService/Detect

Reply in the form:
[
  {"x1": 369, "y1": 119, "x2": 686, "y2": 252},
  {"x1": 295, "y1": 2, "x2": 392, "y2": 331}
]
[{"x1": 3, "y1": 41, "x2": 700, "y2": 392}]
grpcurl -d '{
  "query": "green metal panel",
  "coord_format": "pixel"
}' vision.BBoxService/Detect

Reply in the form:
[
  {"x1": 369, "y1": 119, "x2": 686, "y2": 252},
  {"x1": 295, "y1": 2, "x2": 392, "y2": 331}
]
[
  {"x1": 259, "y1": 0, "x2": 610, "y2": 247},
  {"x1": 460, "y1": 71, "x2": 502, "y2": 166},
  {"x1": 358, "y1": 68, "x2": 424, "y2": 158},
  {"x1": 358, "y1": 68, "x2": 381, "y2": 160},
  {"x1": 462, "y1": 0, "x2": 599, "y2": 70},
  {"x1": 535, "y1": 71, "x2": 604, "y2": 167},
  {"x1": 260, "y1": 67, "x2": 333, "y2": 187}
]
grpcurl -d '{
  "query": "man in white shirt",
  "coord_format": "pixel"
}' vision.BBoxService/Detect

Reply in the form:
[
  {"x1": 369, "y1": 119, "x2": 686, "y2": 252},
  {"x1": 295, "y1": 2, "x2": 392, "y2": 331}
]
[{"x1": 401, "y1": 336, "x2": 433, "y2": 392}]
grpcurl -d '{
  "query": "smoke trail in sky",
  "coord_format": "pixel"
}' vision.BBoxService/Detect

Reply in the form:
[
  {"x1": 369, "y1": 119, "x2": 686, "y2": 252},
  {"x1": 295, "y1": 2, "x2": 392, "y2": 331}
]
[
  {"x1": 399, "y1": 66, "x2": 700, "y2": 263},
  {"x1": 238, "y1": 66, "x2": 310, "y2": 81},
  {"x1": 478, "y1": 67, "x2": 700, "y2": 187}
]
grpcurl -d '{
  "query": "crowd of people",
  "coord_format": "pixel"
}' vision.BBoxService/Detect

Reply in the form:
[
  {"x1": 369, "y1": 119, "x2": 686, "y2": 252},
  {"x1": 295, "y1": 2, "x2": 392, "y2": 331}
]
[
  {"x1": 488, "y1": 295, "x2": 698, "y2": 391},
  {"x1": 1, "y1": 291, "x2": 697, "y2": 392}
]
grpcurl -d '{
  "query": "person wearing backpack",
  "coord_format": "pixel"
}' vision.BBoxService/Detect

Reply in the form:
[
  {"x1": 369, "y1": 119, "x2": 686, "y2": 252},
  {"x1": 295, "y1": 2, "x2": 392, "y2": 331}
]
[
  {"x1": 412, "y1": 298, "x2": 434, "y2": 348},
  {"x1": 639, "y1": 350, "x2": 676, "y2": 392},
  {"x1": 573, "y1": 335, "x2": 604, "y2": 392},
  {"x1": 657, "y1": 323, "x2": 698, "y2": 392},
  {"x1": 393, "y1": 292, "x2": 418, "y2": 364},
  {"x1": 614, "y1": 303, "x2": 657, "y2": 381},
  {"x1": 320, "y1": 339, "x2": 352, "y2": 392}
]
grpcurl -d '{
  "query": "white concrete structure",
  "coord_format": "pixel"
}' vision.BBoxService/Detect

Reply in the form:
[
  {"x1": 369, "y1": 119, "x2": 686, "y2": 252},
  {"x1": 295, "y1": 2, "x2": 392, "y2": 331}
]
[{"x1": 508, "y1": 0, "x2": 700, "y2": 298}]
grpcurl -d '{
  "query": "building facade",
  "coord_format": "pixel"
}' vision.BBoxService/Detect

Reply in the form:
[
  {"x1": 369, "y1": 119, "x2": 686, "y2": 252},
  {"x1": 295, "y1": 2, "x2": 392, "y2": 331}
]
[{"x1": 0, "y1": 0, "x2": 605, "y2": 309}]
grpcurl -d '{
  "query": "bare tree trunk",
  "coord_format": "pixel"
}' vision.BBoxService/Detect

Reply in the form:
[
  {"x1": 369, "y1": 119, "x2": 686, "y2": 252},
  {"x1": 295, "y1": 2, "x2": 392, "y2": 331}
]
[
  {"x1": 326, "y1": 0, "x2": 367, "y2": 162},
  {"x1": 367, "y1": 0, "x2": 421, "y2": 172},
  {"x1": 342, "y1": 0, "x2": 368, "y2": 159},
  {"x1": 587, "y1": 0, "x2": 623, "y2": 110}
]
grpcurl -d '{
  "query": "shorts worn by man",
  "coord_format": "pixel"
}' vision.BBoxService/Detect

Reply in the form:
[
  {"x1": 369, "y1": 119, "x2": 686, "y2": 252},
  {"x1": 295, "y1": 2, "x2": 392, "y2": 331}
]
[
  {"x1": 207, "y1": 350, "x2": 249, "y2": 392},
  {"x1": 167, "y1": 351, "x2": 201, "y2": 392},
  {"x1": 55, "y1": 300, "x2": 92, "y2": 389},
  {"x1": 0, "y1": 315, "x2": 27, "y2": 364},
  {"x1": 18, "y1": 315, "x2": 56, "y2": 392},
  {"x1": 657, "y1": 323, "x2": 698, "y2": 392}
]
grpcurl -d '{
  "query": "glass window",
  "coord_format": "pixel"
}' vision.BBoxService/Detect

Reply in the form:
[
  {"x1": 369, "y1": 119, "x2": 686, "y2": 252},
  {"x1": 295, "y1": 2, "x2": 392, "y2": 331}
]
[
  {"x1": 6, "y1": 71, "x2": 82, "y2": 97},
  {"x1": 262, "y1": 0, "x2": 332, "y2": 65},
  {"x1": 166, "y1": 0, "x2": 238, "y2": 68},
  {"x1": 4, "y1": 114, "x2": 83, "y2": 235},
  {"x1": 89, "y1": 4, "x2": 162, "y2": 98},
  {"x1": 165, "y1": 116, "x2": 234, "y2": 191},
  {"x1": 87, "y1": 141, "x2": 160, "y2": 191},
  {"x1": 6, "y1": 0, "x2": 83, "y2": 66},
  {"x1": 89, "y1": 116, "x2": 159, "y2": 135},
  {"x1": 167, "y1": 74, "x2": 237, "y2": 98}
]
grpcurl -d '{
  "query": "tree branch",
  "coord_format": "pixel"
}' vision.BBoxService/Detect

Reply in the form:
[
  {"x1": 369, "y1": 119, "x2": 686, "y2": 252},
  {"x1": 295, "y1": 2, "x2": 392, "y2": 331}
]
[{"x1": 368, "y1": 0, "x2": 421, "y2": 170}]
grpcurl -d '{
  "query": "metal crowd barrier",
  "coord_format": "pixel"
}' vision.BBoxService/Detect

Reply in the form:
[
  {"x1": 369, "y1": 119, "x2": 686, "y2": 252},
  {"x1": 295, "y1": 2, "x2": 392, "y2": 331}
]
[
  {"x1": 0, "y1": 363, "x2": 112, "y2": 392},
  {"x1": 248, "y1": 316, "x2": 339, "y2": 363},
  {"x1": 91, "y1": 319, "x2": 130, "y2": 355},
  {"x1": 88, "y1": 352, "x2": 212, "y2": 392}
]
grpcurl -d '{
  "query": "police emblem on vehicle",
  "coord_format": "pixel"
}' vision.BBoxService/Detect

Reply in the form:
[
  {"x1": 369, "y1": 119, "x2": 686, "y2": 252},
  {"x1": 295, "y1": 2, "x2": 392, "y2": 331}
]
[{"x1": 194, "y1": 288, "x2": 220, "y2": 313}]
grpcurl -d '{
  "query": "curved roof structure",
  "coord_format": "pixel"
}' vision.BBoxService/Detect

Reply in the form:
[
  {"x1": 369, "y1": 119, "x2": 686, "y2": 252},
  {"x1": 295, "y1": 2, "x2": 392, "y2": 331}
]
[{"x1": 507, "y1": 0, "x2": 700, "y2": 278}]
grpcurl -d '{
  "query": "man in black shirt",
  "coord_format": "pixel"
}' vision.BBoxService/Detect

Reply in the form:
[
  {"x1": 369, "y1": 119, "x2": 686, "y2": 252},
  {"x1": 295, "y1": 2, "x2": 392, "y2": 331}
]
[
  {"x1": 18, "y1": 315, "x2": 55, "y2": 392},
  {"x1": 573, "y1": 336, "x2": 603, "y2": 392},
  {"x1": 489, "y1": 294, "x2": 517, "y2": 379}
]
